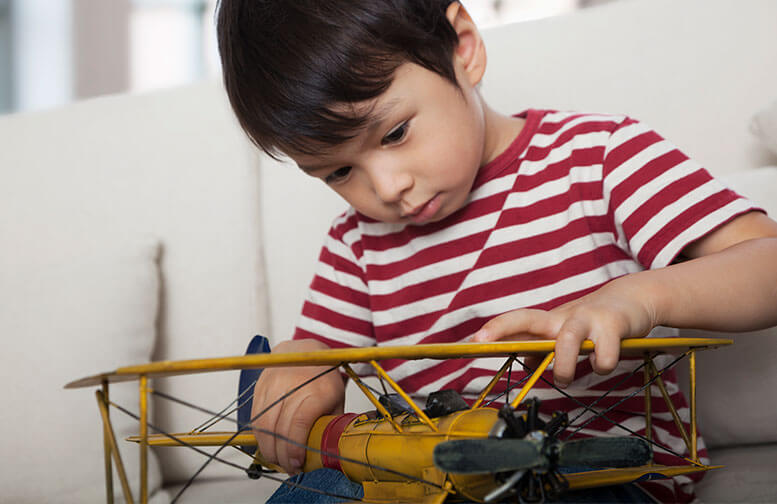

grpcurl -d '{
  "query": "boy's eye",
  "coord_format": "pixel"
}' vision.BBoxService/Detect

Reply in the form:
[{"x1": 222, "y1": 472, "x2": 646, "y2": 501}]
[
  {"x1": 325, "y1": 166, "x2": 352, "y2": 184},
  {"x1": 382, "y1": 121, "x2": 408, "y2": 145}
]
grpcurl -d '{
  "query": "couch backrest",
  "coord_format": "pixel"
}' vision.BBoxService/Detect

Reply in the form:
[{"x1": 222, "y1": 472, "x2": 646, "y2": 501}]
[
  {"x1": 479, "y1": 0, "x2": 777, "y2": 175},
  {"x1": 0, "y1": 81, "x2": 270, "y2": 491}
]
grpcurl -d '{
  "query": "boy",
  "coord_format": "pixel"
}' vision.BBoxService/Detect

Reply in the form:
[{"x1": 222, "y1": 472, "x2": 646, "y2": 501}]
[{"x1": 217, "y1": 0, "x2": 777, "y2": 501}]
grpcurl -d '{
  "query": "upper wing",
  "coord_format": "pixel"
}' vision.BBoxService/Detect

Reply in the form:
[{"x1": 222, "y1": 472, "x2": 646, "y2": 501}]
[{"x1": 65, "y1": 337, "x2": 731, "y2": 388}]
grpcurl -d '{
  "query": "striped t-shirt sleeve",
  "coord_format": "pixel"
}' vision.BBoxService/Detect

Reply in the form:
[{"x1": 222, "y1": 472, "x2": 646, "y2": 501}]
[
  {"x1": 602, "y1": 117, "x2": 757, "y2": 269},
  {"x1": 294, "y1": 211, "x2": 375, "y2": 348}
]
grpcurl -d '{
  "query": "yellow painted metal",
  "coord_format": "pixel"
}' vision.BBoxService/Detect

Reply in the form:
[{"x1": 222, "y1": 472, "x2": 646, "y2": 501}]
[
  {"x1": 370, "y1": 360, "x2": 438, "y2": 432},
  {"x1": 309, "y1": 408, "x2": 499, "y2": 503},
  {"x1": 302, "y1": 414, "x2": 336, "y2": 473},
  {"x1": 361, "y1": 481, "x2": 447, "y2": 503},
  {"x1": 131, "y1": 411, "x2": 719, "y2": 503},
  {"x1": 334, "y1": 428, "x2": 501, "y2": 439},
  {"x1": 101, "y1": 382, "x2": 114, "y2": 504},
  {"x1": 690, "y1": 350, "x2": 698, "y2": 462},
  {"x1": 96, "y1": 390, "x2": 134, "y2": 504},
  {"x1": 343, "y1": 364, "x2": 402, "y2": 432},
  {"x1": 128, "y1": 431, "x2": 288, "y2": 472},
  {"x1": 510, "y1": 351, "x2": 554, "y2": 409},
  {"x1": 361, "y1": 480, "x2": 453, "y2": 504},
  {"x1": 565, "y1": 464, "x2": 721, "y2": 490},
  {"x1": 435, "y1": 481, "x2": 455, "y2": 504},
  {"x1": 65, "y1": 337, "x2": 733, "y2": 388},
  {"x1": 471, "y1": 356, "x2": 514, "y2": 409},
  {"x1": 139, "y1": 376, "x2": 148, "y2": 504},
  {"x1": 127, "y1": 431, "x2": 256, "y2": 446},
  {"x1": 71, "y1": 336, "x2": 734, "y2": 503},
  {"x1": 648, "y1": 360, "x2": 693, "y2": 455}
]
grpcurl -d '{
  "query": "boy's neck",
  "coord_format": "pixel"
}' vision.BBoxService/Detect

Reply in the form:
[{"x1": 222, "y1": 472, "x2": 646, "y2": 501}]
[{"x1": 481, "y1": 104, "x2": 527, "y2": 167}]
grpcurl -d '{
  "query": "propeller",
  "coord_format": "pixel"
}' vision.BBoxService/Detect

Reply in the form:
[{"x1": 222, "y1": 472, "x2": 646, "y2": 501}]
[
  {"x1": 434, "y1": 398, "x2": 653, "y2": 502},
  {"x1": 434, "y1": 438, "x2": 544, "y2": 475},
  {"x1": 557, "y1": 436, "x2": 652, "y2": 468},
  {"x1": 433, "y1": 436, "x2": 652, "y2": 475}
]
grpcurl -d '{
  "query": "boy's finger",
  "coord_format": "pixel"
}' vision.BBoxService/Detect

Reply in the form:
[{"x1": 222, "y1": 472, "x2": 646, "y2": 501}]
[
  {"x1": 276, "y1": 395, "x2": 314, "y2": 474},
  {"x1": 252, "y1": 394, "x2": 281, "y2": 467},
  {"x1": 552, "y1": 318, "x2": 589, "y2": 388},
  {"x1": 590, "y1": 335, "x2": 621, "y2": 375},
  {"x1": 473, "y1": 309, "x2": 561, "y2": 342}
]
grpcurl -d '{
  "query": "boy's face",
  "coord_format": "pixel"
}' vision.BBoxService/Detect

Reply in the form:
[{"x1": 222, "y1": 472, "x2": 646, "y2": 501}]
[{"x1": 290, "y1": 61, "x2": 492, "y2": 225}]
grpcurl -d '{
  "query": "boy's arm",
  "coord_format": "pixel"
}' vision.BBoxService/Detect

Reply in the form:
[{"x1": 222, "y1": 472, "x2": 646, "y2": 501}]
[
  {"x1": 647, "y1": 211, "x2": 777, "y2": 330},
  {"x1": 473, "y1": 211, "x2": 777, "y2": 388}
]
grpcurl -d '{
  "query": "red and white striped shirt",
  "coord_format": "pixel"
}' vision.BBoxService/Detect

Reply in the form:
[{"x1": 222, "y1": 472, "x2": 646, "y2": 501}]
[{"x1": 294, "y1": 110, "x2": 757, "y2": 501}]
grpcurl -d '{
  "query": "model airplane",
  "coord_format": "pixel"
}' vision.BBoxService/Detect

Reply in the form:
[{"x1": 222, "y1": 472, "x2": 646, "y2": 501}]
[{"x1": 66, "y1": 337, "x2": 729, "y2": 503}]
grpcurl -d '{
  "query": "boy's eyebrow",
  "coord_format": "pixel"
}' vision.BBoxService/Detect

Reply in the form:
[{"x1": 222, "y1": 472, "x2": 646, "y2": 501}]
[
  {"x1": 297, "y1": 98, "x2": 404, "y2": 173},
  {"x1": 364, "y1": 98, "x2": 402, "y2": 134}
]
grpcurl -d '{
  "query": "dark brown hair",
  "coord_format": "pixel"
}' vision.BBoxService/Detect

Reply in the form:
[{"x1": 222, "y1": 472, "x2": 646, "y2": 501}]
[{"x1": 216, "y1": 0, "x2": 459, "y2": 158}]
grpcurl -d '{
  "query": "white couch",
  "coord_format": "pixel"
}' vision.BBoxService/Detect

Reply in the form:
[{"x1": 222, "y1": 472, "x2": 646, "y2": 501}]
[{"x1": 2, "y1": 0, "x2": 776, "y2": 502}]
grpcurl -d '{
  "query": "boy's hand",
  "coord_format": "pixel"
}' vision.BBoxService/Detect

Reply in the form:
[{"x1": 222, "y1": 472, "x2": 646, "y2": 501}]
[
  {"x1": 250, "y1": 338, "x2": 345, "y2": 474},
  {"x1": 473, "y1": 275, "x2": 657, "y2": 388}
]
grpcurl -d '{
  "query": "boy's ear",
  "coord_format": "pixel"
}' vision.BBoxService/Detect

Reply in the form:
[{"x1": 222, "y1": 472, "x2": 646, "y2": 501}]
[{"x1": 445, "y1": 2, "x2": 487, "y2": 87}]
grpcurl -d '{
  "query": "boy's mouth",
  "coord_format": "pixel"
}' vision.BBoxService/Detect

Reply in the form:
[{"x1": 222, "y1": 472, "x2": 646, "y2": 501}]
[{"x1": 406, "y1": 194, "x2": 442, "y2": 224}]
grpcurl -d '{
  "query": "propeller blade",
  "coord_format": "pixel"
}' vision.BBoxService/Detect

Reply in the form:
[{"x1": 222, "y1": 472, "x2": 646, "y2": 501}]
[
  {"x1": 434, "y1": 436, "x2": 652, "y2": 475},
  {"x1": 434, "y1": 438, "x2": 544, "y2": 474},
  {"x1": 557, "y1": 436, "x2": 652, "y2": 468}
]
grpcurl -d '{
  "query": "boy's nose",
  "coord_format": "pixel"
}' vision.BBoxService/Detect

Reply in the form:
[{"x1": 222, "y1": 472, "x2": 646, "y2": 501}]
[{"x1": 370, "y1": 166, "x2": 413, "y2": 203}]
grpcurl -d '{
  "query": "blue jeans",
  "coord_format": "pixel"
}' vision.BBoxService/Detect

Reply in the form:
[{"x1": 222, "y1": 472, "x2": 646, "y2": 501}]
[
  {"x1": 265, "y1": 468, "x2": 654, "y2": 503},
  {"x1": 266, "y1": 468, "x2": 363, "y2": 503}
]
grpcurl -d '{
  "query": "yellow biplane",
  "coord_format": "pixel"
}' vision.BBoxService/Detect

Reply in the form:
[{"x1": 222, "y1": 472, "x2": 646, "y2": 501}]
[{"x1": 66, "y1": 336, "x2": 729, "y2": 503}]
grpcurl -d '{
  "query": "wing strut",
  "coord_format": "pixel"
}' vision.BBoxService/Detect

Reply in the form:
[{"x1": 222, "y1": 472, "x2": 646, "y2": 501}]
[
  {"x1": 510, "y1": 351, "x2": 555, "y2": 408},
  {"x1": 96, "y1": 388, "x2": 134, "y2": 504},
  {"x1": 369, "y1": 360, "x2": 438, "y2": 432}
]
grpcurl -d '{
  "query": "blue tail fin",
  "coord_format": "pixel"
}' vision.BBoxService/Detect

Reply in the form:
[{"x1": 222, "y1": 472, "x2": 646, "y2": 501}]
[{"x1": 237, "y1": 334, "x2": 271, "y2": 454}]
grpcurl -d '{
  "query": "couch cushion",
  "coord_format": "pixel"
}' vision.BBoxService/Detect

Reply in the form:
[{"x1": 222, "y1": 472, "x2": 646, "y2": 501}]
[
  {"x1": 696, "y1": 443, "x2": 777, "y2": 502},
  {"x1": 677, "y1": 167, "x2": 777, "y2": 448},
  {"x1": 751, "y1": 100, "x2": 777, "y2": 157},
  {"x1": 0, "y1": 81, "x2": 270, "y2": 487},
  {"x1": 0, "y1": 234, "x2": 164, "y2": 502}
]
